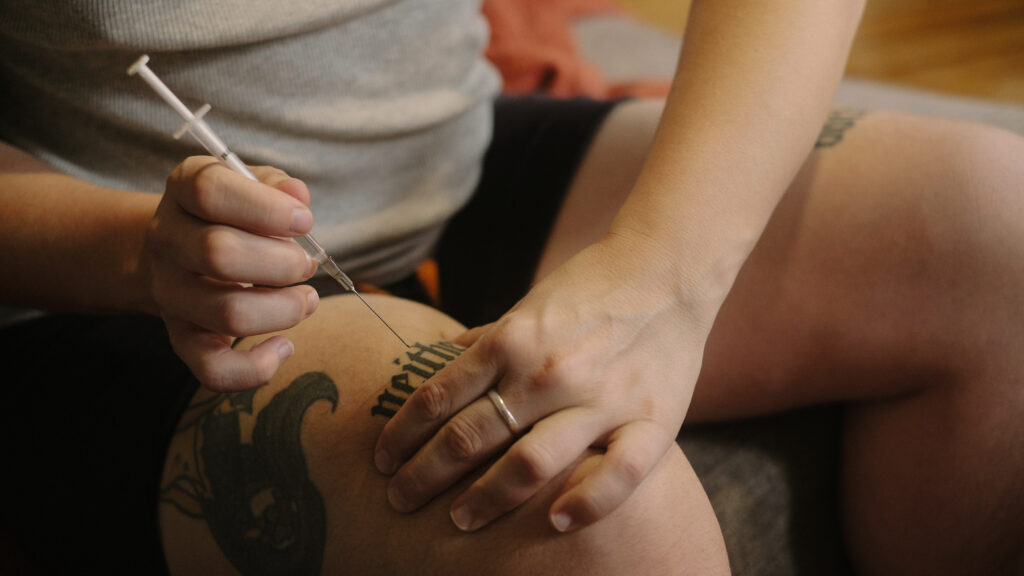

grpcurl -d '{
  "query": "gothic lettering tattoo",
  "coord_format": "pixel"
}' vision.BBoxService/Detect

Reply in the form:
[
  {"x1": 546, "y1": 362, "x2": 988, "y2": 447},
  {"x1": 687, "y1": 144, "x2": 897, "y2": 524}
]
[
  {"x1": 815, "y1": 108, "x2": 867, "y2": 148},
  {"x1": 371, "y1": 341, "x2": 465, "y2": 418},
  {"x1": 160, "y1": 372, "x2": 338, "y2": 576}
]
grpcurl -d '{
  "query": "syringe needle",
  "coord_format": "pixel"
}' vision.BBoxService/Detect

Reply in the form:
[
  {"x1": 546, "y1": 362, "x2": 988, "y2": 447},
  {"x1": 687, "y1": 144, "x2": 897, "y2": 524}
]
[
  {"x1": 318, "y1": 254, "x2": 411, "y2": 348},
  {"x1": 353, "y1": 290, "x2": 412, "y2": 348}
]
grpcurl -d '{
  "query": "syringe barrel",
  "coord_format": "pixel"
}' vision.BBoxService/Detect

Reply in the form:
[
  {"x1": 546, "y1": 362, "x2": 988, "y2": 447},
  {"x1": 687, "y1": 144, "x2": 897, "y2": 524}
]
[
  {"x1": 293, "y1": 234, "x2": 329, "y2": 264},
  {"x1": 291, "y1": 227, "x2": 357, "y2": 291},
  {"x1": 185, "y1": 118, "x2": 240, "y2": 170},
  {"x1": 217, "y1": 150, "x2": 257, "y2": 180}
]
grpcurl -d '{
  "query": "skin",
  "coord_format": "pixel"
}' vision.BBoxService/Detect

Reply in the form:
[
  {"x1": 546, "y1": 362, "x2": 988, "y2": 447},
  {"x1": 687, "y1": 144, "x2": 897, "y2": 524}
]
[
  {"x1": 0, "y1": 149, "x2": 319, "y2": 390},
  {"x1": 159, "y1": 294, "x2": 730, "y2": 575},
  {"x1": 379, "y1": 93, "x2": 1024, "y2": 574},
  {"x1": 375, "y1": 3, "x2": 1024, "y2": 571},
  {"x1": 3, "y1": 0, "x2": 1023, "y2": 572},
  {"x1": 147, "y1": 159, "x2": 321, "y2": 390},
  {"x1": 377, "y1": 0, "x2": 869, "y2": 535}
]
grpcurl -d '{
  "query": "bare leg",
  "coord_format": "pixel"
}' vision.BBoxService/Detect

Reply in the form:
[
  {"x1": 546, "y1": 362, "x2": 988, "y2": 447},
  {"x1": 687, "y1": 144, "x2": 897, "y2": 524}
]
[
  {"x1": 159, "y1": 294, "x2": 729, "y2": 575},
  {"x1": 541, "y1": 99, "x2": 1024, "y2": 574}
]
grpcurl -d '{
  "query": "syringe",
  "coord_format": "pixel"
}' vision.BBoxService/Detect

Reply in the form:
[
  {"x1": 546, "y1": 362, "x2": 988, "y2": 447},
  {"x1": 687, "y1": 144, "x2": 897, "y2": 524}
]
[{"x1": 128, "y1": 54, "x2": 410, "y2": 348}]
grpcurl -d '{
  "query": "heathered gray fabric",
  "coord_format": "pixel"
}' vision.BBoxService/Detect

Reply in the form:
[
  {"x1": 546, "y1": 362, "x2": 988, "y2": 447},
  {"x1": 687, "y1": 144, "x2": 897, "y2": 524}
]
[{"x1": 0, "y1": 0, "x2": 500, "y2": 290}]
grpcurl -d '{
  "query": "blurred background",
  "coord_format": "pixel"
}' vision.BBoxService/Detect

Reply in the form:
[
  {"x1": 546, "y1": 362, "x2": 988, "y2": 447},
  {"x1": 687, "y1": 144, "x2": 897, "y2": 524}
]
[{"x1": 614, "y1": 0, "x2": 1024, "y2": 105}]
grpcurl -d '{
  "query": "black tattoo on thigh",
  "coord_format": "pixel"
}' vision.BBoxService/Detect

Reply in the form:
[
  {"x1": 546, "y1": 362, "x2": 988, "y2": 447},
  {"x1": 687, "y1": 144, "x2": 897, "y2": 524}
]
[
  {"x1": 160, "y1": 372, "x2": 338, "y2": 576},
  {"x1": 371, "y1": 341, "x2": 465, "y2": 419},
  {"x1": 815, "y1": 108, "x2": 868, "y2": 148}
]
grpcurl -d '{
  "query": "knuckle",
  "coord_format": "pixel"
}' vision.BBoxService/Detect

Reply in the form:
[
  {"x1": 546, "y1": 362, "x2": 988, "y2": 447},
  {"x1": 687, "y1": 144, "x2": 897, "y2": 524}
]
[
  {"x1": 285, "y1": 244, "x2": 313, "y2": 281},
  {"x1": 393, "y1": 470, "x2": 428, "y2": 504},
  {"x1": 215, "y1": 295, "x2": 256, "y2": 336},
  {"x1": 613, "y1": 451, "x2": 648, "y2": 488},
  {"x1": 190, "y1": 358, "x2": 231, "y2": 392},
  {"x1": 168, "y1": 335, "x2": 236, "y2": 393},
  {"x1": 285, "y1": 287, "x2": 311, "y2": 321},
  {"x1": 254, "y1": 165, "x2": 289, "y2": 184},
  {"x1": 509, "y1": 441, "x2": 557, "y2": 487},
  {"x1": 442, "y1": 416, "x2": 485, "y2": 462},
  {"x1": 165, "y1": 159, "x2": 193, "y2": 191},
  {"x1": 202, "y1": 375, "x2": 232, "y2": 393},
  {"x1": 474, "y1": 479, "x2": 517, "y2": 512},
  {"x1": 199, "y1": 227, "x2": 241, "y2": 277},
  {"x1": 411, "y1": 382, "x2": 449, "y2": 421},
  {"x1": 571, "y1": 490, "x2": 606, "y2": 525},
  {"x1": 487, "y1": 317, "x2": 535, "y2": 360},
  {"x1": 189, "y1": 165, "x2": 226, "y2": 217},
  {"x1": 528, "y1": 355, "x2": 573, "y2": 394},
  {"x1": 247, "y1": 351, "x2": 281, "y2": 386}
]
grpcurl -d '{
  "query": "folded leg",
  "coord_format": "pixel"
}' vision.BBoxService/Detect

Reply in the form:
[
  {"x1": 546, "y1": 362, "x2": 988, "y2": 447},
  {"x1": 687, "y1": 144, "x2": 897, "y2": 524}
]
[
  {"x1": 159, "y1": 294, "x2": 729, "y2": 575},
  {"x1": 544, "y1": 99, "x2": 1024, "y2": 574}
]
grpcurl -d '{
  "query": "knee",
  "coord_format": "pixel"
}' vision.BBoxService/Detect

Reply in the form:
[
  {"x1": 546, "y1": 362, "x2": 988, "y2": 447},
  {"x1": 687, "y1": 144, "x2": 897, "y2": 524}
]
[
  {"x1": 871, "y1": 118, "x2": 1024, "y2": 331},
  {"x1": 895, "y1": 120, "x2": 1024, "y2": 382},
  {"x1": 160, "y1": 294, "x2": 731, "y2": 575},
  {"x1": 926, "y1": 120, "x2": 1024, "y2": 233},
  {"x1": 927, "y1": 122, "x2": 1024, "y2": 325},
  {"x1": 313, "y1": 424, "x2": 731, "y2": 576},
  {"x1": 441, "y1": 445, "x2": 731, "y2": 576},
  {"x1": 945, "y1": 121, "x2": 1024, "y2": 186},
  {"x1": 518, "y1": 446, "x2": 731, "y2": 576}
]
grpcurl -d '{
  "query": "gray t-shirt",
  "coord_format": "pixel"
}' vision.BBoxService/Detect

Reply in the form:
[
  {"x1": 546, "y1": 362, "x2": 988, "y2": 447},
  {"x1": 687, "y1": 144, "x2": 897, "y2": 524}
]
[{"x1": 0, "y1": 0, "x2": 501, "y2": 293}]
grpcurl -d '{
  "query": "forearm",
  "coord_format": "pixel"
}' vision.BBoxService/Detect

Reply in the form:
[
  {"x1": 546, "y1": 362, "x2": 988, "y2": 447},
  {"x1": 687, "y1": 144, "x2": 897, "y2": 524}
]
[
  {"x1": 0, "y1": 141, "x2": 158, "y2": 314},
  {"x1": 610, "y1": 0, "x2": 866, "y2": 316}
]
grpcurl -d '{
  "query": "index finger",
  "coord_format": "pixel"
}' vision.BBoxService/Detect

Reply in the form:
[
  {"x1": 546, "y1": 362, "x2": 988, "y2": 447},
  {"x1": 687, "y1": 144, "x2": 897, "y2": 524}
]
[
  {"x1": 374, "y1": 342, "x2": 500, "y2": 475},
  {"x1": 168, "y1": 157, "x2": 313, "y2": 238},
  {"x1": 165, "y1": 318, "x2": 297, "y2": 392}
]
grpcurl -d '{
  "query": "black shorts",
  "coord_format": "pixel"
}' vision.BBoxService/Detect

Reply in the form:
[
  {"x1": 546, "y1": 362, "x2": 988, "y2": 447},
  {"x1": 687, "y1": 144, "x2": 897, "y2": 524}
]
[
  {"x1": 436, "y1": 95, "x2": 620, "y2": 327},
  {"x1": 0, "y1": 94, "x2": 621, "y2": 573}
]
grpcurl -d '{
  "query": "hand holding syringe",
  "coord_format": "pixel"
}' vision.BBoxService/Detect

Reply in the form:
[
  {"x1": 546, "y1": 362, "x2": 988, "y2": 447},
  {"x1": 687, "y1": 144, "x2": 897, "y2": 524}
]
[{"x1": 128, "y1": 55, "x2": 409, "y2": 349}]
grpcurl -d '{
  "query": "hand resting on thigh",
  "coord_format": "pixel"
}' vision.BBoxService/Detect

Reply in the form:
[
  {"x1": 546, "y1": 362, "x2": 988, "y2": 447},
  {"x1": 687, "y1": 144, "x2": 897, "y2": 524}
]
[{"x1": 158, "y1": 294, "x2": 728, "y2": 575}]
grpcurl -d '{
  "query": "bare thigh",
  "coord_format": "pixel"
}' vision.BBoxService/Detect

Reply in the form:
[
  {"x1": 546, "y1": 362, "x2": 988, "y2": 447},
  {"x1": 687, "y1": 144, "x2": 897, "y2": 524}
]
[
  {"x1": 159, "y1": 294, "x2": 729, "y2": 575},
  {"x1": 542, "y1": 98, "x2": 1024, "y2": 418},
  {"x1": 541, "y1": 98, "x2": 1024, "y2": 573}
]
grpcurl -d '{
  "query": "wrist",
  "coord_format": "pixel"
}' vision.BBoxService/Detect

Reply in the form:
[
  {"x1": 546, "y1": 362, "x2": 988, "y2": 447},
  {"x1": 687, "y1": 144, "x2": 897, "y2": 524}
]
[
  {"x1": 598, "y1": 227, "x2": 739, "y2": 334},
  {"x1": 0, "y1": 143, "x2": 161, "y2": 315},
  {"x1": 116, "y1": 192, "x2": 162, "y2": 316}
]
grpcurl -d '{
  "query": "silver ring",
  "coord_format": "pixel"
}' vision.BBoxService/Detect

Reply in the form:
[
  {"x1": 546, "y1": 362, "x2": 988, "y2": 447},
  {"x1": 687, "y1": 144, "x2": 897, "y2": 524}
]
[{"x1": 487, "y1": 389, "x2": 522, "y2": 435}]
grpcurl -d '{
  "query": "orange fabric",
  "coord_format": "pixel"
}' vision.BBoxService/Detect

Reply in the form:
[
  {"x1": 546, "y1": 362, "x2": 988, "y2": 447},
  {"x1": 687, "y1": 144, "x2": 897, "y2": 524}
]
[
  {"x1": 353, "y1": 282, "x2": 392, "y2": 296},
  {"x1": 353, "y1": 259, "x2": 442, "y2": 308},
  {"x1": 482, "y1": 0, "x2": 671, "y2": 98},
  {"x1": 415, "y1": 259, "x2": 442, "y2": 307}
]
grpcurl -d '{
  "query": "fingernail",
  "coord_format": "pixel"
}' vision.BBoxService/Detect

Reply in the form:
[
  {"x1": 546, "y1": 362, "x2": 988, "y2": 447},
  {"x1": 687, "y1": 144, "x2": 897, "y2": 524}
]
[
  {"x1": 306, "y1": 289, "x2": 319, "y2": 315},
  {"x1": 304, "y1": 255, "x2": 316, "y2": 278},
  {"x1": 551, "y1": 511, "x2": 573, "y2": 532},
  {"x1": 277, "y1": 339, "x2": 295, "y2": 362},
  {"x1": 450, "y1": 504, "x2": 475, "y2": 531},
  {"x1": 375, "y1": 449, "x2": 394, "y2": 475},
  {"x1": 290, "y1": 208, "x2": 312, "y2": 233}
]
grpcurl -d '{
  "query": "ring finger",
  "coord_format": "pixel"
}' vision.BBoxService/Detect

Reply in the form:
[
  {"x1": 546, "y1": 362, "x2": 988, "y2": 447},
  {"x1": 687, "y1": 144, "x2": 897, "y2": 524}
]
[
  {"x1": 448, "y1": 407, "x2": 604, "y2": 532},
  {"x1": 386, "y1": 392, "x2": 521, "y2": 513}
]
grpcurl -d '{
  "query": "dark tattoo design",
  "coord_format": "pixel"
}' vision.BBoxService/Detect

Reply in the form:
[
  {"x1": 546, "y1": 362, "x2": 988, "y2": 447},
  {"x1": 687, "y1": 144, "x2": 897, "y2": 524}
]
[
  {"x1": 815, "y1": 108, "x2": 868, "y2": 148},
  {"x1": 160, "y1": 372, "x2": 339, "y2": 576},
  {"x1": 371, "y1": 341, "x2": 465, "y2": 418}
]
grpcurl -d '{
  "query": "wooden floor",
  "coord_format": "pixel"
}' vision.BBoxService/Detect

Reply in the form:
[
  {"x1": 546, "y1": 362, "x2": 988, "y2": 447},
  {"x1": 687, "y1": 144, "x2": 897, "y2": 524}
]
[{"x1": 613, "y1": 0, "x2": 1024, "y2": 105}]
